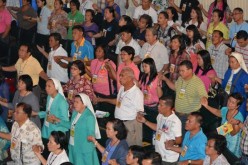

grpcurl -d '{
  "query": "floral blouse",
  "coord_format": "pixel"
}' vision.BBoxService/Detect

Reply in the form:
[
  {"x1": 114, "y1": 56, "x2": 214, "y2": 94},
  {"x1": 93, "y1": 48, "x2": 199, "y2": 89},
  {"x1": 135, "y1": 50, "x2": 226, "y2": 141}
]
[{"x1": 49, "y1": 11, "x2": 68, "y2": 39}]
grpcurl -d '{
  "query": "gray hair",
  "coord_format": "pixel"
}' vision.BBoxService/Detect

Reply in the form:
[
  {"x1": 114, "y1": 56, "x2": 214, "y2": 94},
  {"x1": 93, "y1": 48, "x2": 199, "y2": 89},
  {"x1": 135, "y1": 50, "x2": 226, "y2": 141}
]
[
  {"x1": 121, "y1": 67, "x2": 135, "y2": 79},
  {"x1": 146, "y1": 27, "x2": 158, "y2": 37}
]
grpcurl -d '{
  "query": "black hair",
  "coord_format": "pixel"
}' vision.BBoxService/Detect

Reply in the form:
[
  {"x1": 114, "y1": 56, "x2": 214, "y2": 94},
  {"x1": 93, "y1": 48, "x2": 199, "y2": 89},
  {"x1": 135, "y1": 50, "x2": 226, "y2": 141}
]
[
  {"x1": 143, "y1": 151, "x2": 162, "y2": 165},
  {"x1": 233, "y1": 7, "x2": 243, "y2": 14},
  {"x1": 20, "y1": 43, "x2": 32, "y2": 54},
  {"x1": 140, "y1": 58, "x2": 158, "y2": 86},
  {"x1": 228, "y1": 93, "x2": 243, "y2": 106},
  {"x1": 129, "y1": 145, "x2": 145, "y2": 165},
  {"x1": 167, "y1": 7, "x2": 178, "y2": 22},
  {"x1": 105, "y1": 6, "x2": 115, "y2": 18},
  {"x1": 159, "y1": 11, "x2": 169, "y2": 19},
  {"x1": 70, "y1": 0, "x2": 80, "y2": 10},
  {"x1": 171, "y1": 35, "x2": 186, "y2": 55},
  {"x1": 26, "y1": 0, "x2": 31, "y2": 4},
  {"x1": 236, "y1": 30, "x2": 248, "y2": 40},
  {"x1": 195, "y1": 50, "x2": 214, "y2": 76},
  {"x1": 1, "y1": 0, "x2": 6, "y2": 3},
  {"x1": 71, "y1": 60, "x2": 86, "y2": 76},
  {"x1": 186, "y1": 24, "x2": 202, "y2": 47},
  {"x1": 85, "y1": 9, "x2": 95, "y2": 22},
  {"x1": 120, "y1": 46, "x2": 135, "y2": 61},
  {"x1": 213, "y1": 30, "x2": 224, "y2": 38},
  {"x1": 187, "y1": 7, "x2": 204, "y2": 28},
  {"x1": 95, "y1": 44, "x2": 107, "y2": 59},
  {"x1": 107, "y1": 119, "x2": 127, "y2": 140},
  {"x1": 213, "y1": 0, "x2": 229, "y2": 13},
  {"x1": 16, "y1": 102, "x2": 32, "y2": 118},
  {"x1": 18, "y1": 75, "x2": 33, "y2": 91},
  {"x1": 213, "y1": 9, "x2": 224, "y2": 21},
  {"x1": 120, "y1": 15, "x2": 134, "y2": 27},
  {"x1": 190, "y1": 111, "x2": 203, "y2": 126},
  {"x1": 56, "y1": 0, "x2": 64, "y2": 6},
  {"x1": 139, "y1": 14, "x2": 153, "y2": 28},
  {"x1": 49, "y1": 33, "x2": 62, "y2": 44},
  {"x1": 119, "y1": 25, "x2": 134, "y2": 36},
  {"x1": 159, "y1": 95, "x2": 175, "y2": 109},
  {"x1": 208, "y1": 134, "x2": 227, "y2": 155},
  {"x1": 179, "y1": 60, "x2": 193, "y2": 70},
  {"x1": 72, "y1": 25, "x2": 85, "y2": 34},
  {"x1": 50, "y1": 131, "x2": 68, "y2": 150}
]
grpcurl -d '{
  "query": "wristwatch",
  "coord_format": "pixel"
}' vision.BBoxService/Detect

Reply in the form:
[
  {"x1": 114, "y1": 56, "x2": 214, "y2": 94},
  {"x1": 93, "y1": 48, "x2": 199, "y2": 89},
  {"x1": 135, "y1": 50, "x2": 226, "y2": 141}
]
[{"x1": 188, "y1": 160, "x2": 191, "y2": 165}]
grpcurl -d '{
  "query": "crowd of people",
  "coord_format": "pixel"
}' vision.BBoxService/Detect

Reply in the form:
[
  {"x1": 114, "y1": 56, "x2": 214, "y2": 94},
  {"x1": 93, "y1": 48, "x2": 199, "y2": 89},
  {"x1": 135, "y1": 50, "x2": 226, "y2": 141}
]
[{"x1": 0, "y1": 0, "x2": 248, "y2": 164}]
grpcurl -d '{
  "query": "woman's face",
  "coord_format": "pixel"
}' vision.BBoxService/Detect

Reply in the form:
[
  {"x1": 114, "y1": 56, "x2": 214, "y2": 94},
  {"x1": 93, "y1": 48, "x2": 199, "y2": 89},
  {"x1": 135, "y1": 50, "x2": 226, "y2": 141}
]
[
  {"x1": 190, "y1": 9, "x2": 197, "y2": 19},
  {"x1": 54, "y1": 0, "x2": 62, "y2": 10},
  {"x1": 227, "y1": 96, "x2": 239, "y2": 111},
  {"x1": 18, "y1": 80, "x2": 27, "y2": 91},
  {"x1": 73, "y1": 97, "x2": 86, "y2": 112},
  {"x1": 138, "y1": 18, "x2": 147, "y2": 29},
  {"x1": 142, "y1": 63, "x2": 150, "y2": 74},
  {"x1": 166, "y1": 9, "x2": 173, "y2": 20},
  {"x1": 70, "y1": 2, "x2": 77, "y2": 12},
  {"x1": 229, "y1": 57, "x2": 240, "y2": 70},
  {"x1": 197, "y1": 54, "x2": 204, "y2": 68},
  {"x1": 95, "y1": 47, "x2": 105, "y2": 59},
  {"x1": 46, "y1": 80, "x2": 57, "y2": 96},
  {"x1": 22, "y1": 0, "x2": 29, "y2": 6},
  {"x1": 36, "y1": 0, "x2": 44, "y2": 8},
  {"x1": 186, "y1": 29, "x2": 194, "y2": 39},
  {"x1": 70, "y1": 64, "x2": 81, "y2": 77},
  {"x1": 104, "y1": 9, "x2": 112, "y2": 20},
  {"x1": 157, "y1": 13, "x2": 167, "y2": 26},
  {"x1": 106, "y1": 122, "x2": 117, "y2": 139},
  {"x1": 85, "y1": 11, "x2": 93, "y2": 22},
  {"x1": 119, "y1": 17, "x2": 127, "y2": 27},
  {"x1": 212, "y1": 12, "x2": 221, "y2": 23},
  {"x1": 205, "y1": 139, "x2": 217, "y2": 156},
  {"x1": 47, "y1": 135, "x2": 60, "y2": 152},
  {"x1": 170, "y1": 38, "x2": 180, "y2": 51}
]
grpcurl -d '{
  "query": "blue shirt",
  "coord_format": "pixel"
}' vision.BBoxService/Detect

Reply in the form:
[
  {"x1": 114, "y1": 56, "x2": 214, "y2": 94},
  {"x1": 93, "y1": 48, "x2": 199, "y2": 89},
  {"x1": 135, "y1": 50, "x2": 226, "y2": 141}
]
[
  {"x1": 70, "y1": 38, "x2": 94, "y2": 61},
  {"x1": 229, "y1": 22, "x2": 248, "y2": 47},
  {"x1": 179, "y1": 129, "x2": 207, "y2": 161},
  {"x1": 102, "y1": 143, "x2": 117, "y2": 165}
]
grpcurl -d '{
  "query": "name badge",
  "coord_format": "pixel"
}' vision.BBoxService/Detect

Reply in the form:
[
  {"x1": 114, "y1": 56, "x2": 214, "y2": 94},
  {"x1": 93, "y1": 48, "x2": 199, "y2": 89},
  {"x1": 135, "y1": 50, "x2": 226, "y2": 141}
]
[
  {"x1": 170, "y1": 64, "x2": 175, "y2": 73},
  {"x1": 92, "y1": 74, "x2": 98, "y2": 83},
  {"x1": 155, "y1": 130, "x2": 162, "y2": 141},
  {"x1": 102, "y1": 151, "x2": 108, "y2": 162},
  {"x1": 225, "y1": 82, "x2": 232, "y2": 93},
  {"x1": 116, "y1": 100, "x2": 121, "y2": 108},
  {"x1": 11, "y1": 137, "x2": 18, "y2": 149},
  {"x1": 179, "y1": 89, "x2": 186, "y2": 99},
  {"x1": 181, "y1": 145, "x2": 188, "y2": 157}
]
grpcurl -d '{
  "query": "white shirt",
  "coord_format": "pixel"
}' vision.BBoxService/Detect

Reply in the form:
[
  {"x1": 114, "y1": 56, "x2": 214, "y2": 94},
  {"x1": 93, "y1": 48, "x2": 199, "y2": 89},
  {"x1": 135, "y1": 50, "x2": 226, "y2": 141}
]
[
  {"x1": 140, "y1": 40, "x2": 169, "y2": 71},
  {"x1": 115, "y1": 38, "x2": 141, "y2": 64},
  {"x1": 47, "y1": 45, "x2": 69, "y2": 83},
  {"x1": 133, "y1": 6, "x2": 157, "y2": 24},
  {"x1": 46, "y1": 150, "x2": 69, "y2": 165},
  {"x1": 115, "y1": 85, "x2": 144, "y2": 120},
  {"x1": 155, "y1": 113, "x2": 182, "y2": 162},
  {"x1": 203, "y1": 154, "x2": 230, "y2": 165},
  {"x1": 37, "y1": 6, "x2": 51, "y2": 35},
  {"x1": 80, "y1": 0, "x2": 94, "y2": 16}
]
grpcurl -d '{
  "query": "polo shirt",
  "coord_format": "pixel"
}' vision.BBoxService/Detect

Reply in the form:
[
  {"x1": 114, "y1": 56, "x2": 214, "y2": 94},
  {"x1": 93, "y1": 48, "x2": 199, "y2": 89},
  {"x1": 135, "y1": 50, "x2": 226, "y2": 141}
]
[
  {"x1": 229, "y1": 22, "x2": 248, "y2": 47},
  {"x1": 67, "y1": 11, "x2": 84, "y2": 40},
  {"x1": 235, "y1": 44, "x2": 248, "y2": 68},
  {"x1": 0, "y1": 8, "x2": 11, "y2": 34},
  {"x1": 70, "y1": 38, "x2": 94, "y2": 61}
]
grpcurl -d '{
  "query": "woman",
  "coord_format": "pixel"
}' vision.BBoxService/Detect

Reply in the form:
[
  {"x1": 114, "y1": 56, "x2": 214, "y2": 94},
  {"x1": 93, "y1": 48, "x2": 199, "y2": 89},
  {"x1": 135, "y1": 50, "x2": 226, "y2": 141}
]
[
  {"x1": 88, "y1": 119, "x2": 128, "y2": 165},
  {"x1": 204, "y1": 134, "x2": 230, "y2": 165},
  {"x1": 52, "y1": 93, "x2": 101, "y2": 165},
  {"x1": 119, "y1": 15, "x2": 133, "y2": 27},
  {"x1": 0, "y1": 75, "x2": 41, "y2": 128},
  {"x1": 201, "y1": 93, "x2": 244, "y2": 158},
  {"x1": 195, "y1": 50, "x2": 217, "y2": 92},
  {"x1": 166, "y1": 7, "x2": 179, "y2": 27},
  {"x1": 48, "y1": 0, "x2": 68, "y2": 39},
  {"x1": 0, "y1": 71, "x2": 9, "y2": 122},
  {"x1": 63, "y1": 60, "x2": 95, "y2": 112},
  {"x1": 82, "y1": 9, "x2": 99, "y2": 46},
  {"x1": 36, "y1": 78, "x2": 69, "y2": 157},
  {"x1": 33, "y1": 131, "x2": 69, "y2": 165},
  {"x1": 67, "y1": 0, "x2": 84, "y2": 40},
  {"x1": 139, "y1": 58, "x2": 162, "y2": 144},
  {"x1": 206, "y1": 9, "x2": 229, "y2": 49},
  {"x1": 199, "y1": 0, "x2": 231, "y2": 26}
]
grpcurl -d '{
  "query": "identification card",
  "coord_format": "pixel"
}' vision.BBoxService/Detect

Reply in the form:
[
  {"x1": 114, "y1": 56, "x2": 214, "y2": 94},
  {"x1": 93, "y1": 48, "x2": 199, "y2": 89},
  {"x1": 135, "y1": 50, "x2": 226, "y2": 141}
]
[
  {"x1": 11, "y1": 138, "x2": 18, "y2": 149},
  {"x1": 234, "y1": 33, "x2": 237, "y2": 41},
  {"x1": 179, "y1": 89, "x2": 186, "y2": 99},
  {"x1": 70, "y1": 127, "x2": 75, "y2": 137},
  {"x1": 48, "y1": 62, "x2": 52, "y2": 70},
  {"x1": 159, "y1": 37, "x2": 164, "y2": 45},
  {"x1": 155, "y1": 131, "x2": 162, "y2": 141},
  {"x1": 211, "y1": 55, "x2": 215, "y2": 64},
  {"x1": 225, "y1": 82, "x2": 232, "y2": 93},
  {"x1": 92, "y1": 38, "x2": 96, "y2": 46},
  {"x1": 101, "y1": 151, "x2": 108, "y2": 162},
  {"x1": 116, "y1": 100, "x2": 121, "y2": 108},
  {"x1": 68, "y1": 90, "x2": 74, "y2": 100},
  {"x1": 208, "y1": 34, "x2": 212, "y2": 41},
  {"x1": 69, "y1": 136, "x2": 74, "y2": 146},
  {"x1": 144, "y1": 90, "x2": 149, "y2": 100},
  {"x1": 181, "y1": 145, "x2": 188, "y2": 157},
  {"x1": 103, "y1": 29, "x2": 107, "y2": 37},
  {"x1": 92, "y1": 74, "x2": 98, "y2": 83},
  {"x1": 73, "y1": 53, "x2": 78, "y2": 61},
  {"x1": 170, "y1": 64, "x2": 175, "y2": 73}
]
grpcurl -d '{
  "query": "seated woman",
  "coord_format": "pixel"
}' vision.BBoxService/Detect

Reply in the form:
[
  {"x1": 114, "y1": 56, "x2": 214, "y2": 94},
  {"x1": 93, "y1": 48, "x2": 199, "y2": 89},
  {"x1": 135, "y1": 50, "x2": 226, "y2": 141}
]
[
  {"x1": 33, "y1": 131, "x2": 70, "y2": 165},
  {"x1": 88, "y1": 119, "x2": 128, "y2": 165},
  {"x1": 0, "y1": 75, "x2": 41, "y2": 128},
  {"x1": 52, "y1": 93, "x2": 100, "y2": 165},
  {"x1": 201, "y1": 93, "x2": 244, "y2": 158},
  {"x1": 204, "y1": 134, "x2": 230, "y2": 165},
  {"x1": 63, "y1": 60, "x2": 95, "y2": 112}
]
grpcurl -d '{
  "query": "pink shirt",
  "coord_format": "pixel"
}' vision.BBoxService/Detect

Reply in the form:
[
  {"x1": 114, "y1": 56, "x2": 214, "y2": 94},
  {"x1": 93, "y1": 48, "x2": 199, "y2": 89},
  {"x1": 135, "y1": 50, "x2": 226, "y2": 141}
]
[
  {"x1": 140, "y1": 76, "x2": 159, "y2": 106},
  {"x1": 90, "y1": 59, "x2": 116, "y2": 96},
  {"x1": 117, "y1": 62, "x2": 140, "y2": 90},
  {"x1": 196, "y1": 69, "x2": 217, "y2": 92},
  {"x1": 0, "y1": 8, "x2": 11, "y2": 33},
  {"x1": 207, "y1": 2, "x2": 229, "y2": 26}
]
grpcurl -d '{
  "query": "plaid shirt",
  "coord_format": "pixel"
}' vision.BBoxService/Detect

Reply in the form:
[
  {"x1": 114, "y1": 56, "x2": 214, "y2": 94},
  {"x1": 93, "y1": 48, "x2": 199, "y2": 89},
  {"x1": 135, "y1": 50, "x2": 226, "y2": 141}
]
[{"x1": 241, "y1": 117, "x2": 248, "y2": 155}]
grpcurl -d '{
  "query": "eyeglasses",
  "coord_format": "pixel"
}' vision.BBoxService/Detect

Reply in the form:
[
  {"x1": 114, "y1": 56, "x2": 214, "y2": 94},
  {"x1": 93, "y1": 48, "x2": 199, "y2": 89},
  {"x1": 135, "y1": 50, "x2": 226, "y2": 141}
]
[{"x1": 206, "y1": 144, "x2": 215, "y2": 148}]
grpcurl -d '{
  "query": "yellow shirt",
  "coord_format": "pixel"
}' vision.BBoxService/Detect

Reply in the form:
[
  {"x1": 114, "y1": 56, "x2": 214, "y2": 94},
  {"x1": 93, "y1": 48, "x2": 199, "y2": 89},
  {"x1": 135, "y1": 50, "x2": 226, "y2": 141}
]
[
  {"x1": 15, "y1": 55, "x2": 43, "y2": 86},
  {"x1": 206, "y1": 22, "x2": 229, "y2": 49}
]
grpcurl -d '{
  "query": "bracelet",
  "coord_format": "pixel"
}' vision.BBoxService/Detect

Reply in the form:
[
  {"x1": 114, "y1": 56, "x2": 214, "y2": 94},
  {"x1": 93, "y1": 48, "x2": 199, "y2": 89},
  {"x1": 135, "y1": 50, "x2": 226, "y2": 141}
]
[{"x1": 94, "y1": 140, "x2": 98, "y2": 146}]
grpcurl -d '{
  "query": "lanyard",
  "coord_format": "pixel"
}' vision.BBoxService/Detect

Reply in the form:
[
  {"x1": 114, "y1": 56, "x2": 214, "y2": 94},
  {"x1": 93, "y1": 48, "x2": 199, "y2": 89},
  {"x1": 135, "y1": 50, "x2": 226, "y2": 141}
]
[{"x1": 71, "y1": 113, "x2": 82, "y2": 128}]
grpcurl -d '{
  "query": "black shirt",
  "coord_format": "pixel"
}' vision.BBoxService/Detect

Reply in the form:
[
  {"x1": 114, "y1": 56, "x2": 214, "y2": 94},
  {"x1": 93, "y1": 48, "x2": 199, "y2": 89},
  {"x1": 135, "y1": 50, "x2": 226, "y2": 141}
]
[{"x1": 101, "y1": 19, "x2": 119, "y2": 45}]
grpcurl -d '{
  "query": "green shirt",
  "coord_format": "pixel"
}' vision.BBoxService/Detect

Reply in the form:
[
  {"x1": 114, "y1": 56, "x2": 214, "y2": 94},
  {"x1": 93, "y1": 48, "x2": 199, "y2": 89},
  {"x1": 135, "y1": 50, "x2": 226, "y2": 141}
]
[{"x1": 67, "y1": 10, "x2": 84, "y2": 40}]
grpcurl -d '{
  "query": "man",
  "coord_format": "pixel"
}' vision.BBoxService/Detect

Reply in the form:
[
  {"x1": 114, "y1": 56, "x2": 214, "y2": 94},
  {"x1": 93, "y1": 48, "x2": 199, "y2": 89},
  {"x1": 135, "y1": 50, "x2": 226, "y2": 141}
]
[
  {"x1": 165, "y1": 112, "x2": 207, "y2": 165},
  {"x1": 169, "y1": 0, "x2": 199, "y2": 25},
  {"x1": 137, "y1": 96, "x2": 182, "y2": 165},
  {"x1": 126, "y1": 145, "x2": 145, "y2": 165},
  {"x1": 161, "y1": 60, "x2": 207, "y2": 134},
  {"x1": 2, "y1": 43, "x2": 48, "y2": 100},
  {"x1": 229, "y1": 8, "x2": 248, "y2": 48},
  {"x1": 93, "y1": 0, "x2": 120, "y2": 20},
  {"x1": 133, "y1": 0, "x2": 157, "y2": 27},
  {"x1": 115, "y1": 25, "x2": 141, "y2": 65},
  {"x1": 56, "y1": 25, "x2": 94, "y2": 67},
  {"x1": 208, "y1": 30, "x2": 229, "y2": 79},
  {"x1": 142, "y1": 151, "x2": 162, "y2": 165},
  {"x1": 37, "y1": 33, "x2": 69, "y2": 84},
  {"x1": 0, "y1": 103, "x2": 43, "y2": 165},
  {"x1": 0, "y1": 0, "x2": 11, "y2": 43},
  {"x1": 139, "y1": 27, "x2": 169, "y2": 73},
  {"x1": 96, "y1": 67, "x2": 144, "y2": 146}
]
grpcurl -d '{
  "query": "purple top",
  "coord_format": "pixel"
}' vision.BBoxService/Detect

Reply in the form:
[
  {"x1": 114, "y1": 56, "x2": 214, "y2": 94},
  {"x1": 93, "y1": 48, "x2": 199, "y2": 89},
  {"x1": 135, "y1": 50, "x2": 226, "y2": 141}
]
[{"x1": 82, "y1": 22, "x2": 99, "y2": 45}]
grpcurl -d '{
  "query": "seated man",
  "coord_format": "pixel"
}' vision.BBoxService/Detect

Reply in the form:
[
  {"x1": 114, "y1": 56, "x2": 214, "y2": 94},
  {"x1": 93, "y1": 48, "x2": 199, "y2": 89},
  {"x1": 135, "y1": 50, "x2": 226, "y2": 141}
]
[
  {"x1": 165, "y1": 112, "x2": 207, "y2": 165},
  {"x1": 126, "y1": 145, "x2": 145, "y2": 165},
  {"x1": 142, "y1": 151, "x2": 162, "y2": 165}
]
